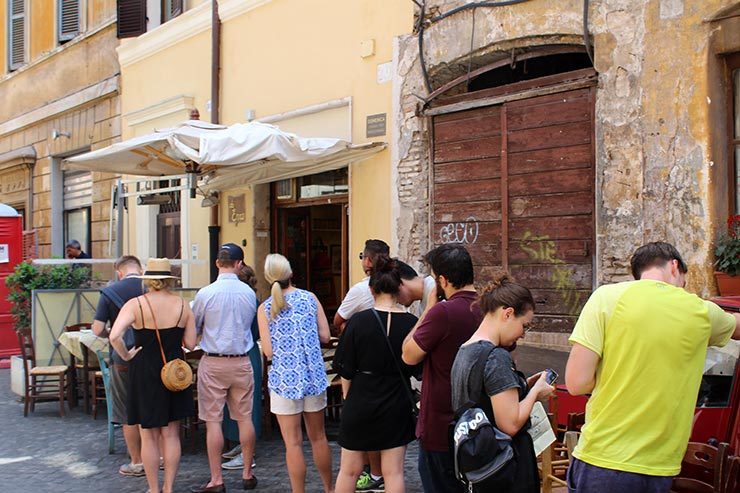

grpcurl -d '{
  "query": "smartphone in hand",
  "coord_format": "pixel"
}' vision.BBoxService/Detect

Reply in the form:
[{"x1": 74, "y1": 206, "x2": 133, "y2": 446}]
[{"x1": 545, "y1": 368, "x2": 559, "y2": 385}]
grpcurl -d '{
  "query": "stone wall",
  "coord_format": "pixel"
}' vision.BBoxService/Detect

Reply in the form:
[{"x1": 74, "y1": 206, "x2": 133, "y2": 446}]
[{"x1": 394, "y1": 0, "x2": 738, "y2": 297}]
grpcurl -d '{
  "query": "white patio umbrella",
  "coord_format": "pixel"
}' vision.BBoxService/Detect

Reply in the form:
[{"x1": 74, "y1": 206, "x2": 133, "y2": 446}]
[{"x1": 63, "y1": 120, "x2": 385, "y2": 191}]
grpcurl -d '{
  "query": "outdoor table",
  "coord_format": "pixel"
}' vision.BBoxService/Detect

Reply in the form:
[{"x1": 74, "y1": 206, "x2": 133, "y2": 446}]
[{"x1": 58, "y1": 330, "x2": 109, "y2": 413}]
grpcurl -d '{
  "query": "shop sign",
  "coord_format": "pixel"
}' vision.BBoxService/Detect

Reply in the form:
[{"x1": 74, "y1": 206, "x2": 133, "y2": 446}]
[
  {"x1": 228, "y1": 194, "x2": 246, "y2": 225},
  {"x1": 366, "y1": 113, "x2": 387, "y2": 137}
]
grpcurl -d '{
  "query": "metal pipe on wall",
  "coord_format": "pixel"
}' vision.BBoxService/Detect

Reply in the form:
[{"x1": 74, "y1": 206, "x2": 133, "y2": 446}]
[
  {"x1": 211, "y1": 0, "x2": 221, "y2": 125},
  {"x1": 209, "y1": 0, "x2": 222, "y2": 282}
]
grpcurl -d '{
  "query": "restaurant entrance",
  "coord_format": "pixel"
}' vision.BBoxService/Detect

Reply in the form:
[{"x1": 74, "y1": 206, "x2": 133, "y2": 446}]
[{"x1": 271, "y1": 169, "x2": 349, "y2": 322}]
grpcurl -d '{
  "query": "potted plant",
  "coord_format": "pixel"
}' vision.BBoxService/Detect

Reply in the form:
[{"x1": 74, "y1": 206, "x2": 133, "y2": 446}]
[
  {"x1": 714, "y1": 215, "x2": 740, "y2": 296},
  {"x1": 5, "y1": 262, "x2": 92, "y2": 331}
]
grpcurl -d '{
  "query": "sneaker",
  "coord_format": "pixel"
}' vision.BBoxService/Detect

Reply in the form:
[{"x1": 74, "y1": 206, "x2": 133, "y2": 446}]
[
  {"x1": 356, "y1": 471, "x2": 384, "y2": 492},
  {"x1": 222, "y1": 443, "x2": 242, "y2": 459},
  {"x1": 119, "y1": 462, "x2": 145, "y2": 477},
  {"x1": 222, "y1": 453, "x2": 256, "y2": 470}
]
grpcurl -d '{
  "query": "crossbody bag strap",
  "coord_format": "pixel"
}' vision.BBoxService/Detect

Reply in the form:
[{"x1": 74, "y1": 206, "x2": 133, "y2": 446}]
[
  {"x1": 142, "y1": 295, "x2": 168, "y2": 366},
  {"x1": 370, "y1": 309, "x2": 417, "y2": 411},
  {"x1": 454, "y1": 344, "x2": 495, "y2": 418}
]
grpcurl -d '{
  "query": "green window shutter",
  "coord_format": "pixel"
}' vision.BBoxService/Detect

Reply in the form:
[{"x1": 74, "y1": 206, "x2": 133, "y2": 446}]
[
  {"x1": 58, "y1": 0, "x2": 80, "y2": 43},
  {"x1": 8, "y1": 0, "x2": 26, "y2": 70},
  {"x1": 117, "y1": 0, "x2": 146, "y2": 39}
]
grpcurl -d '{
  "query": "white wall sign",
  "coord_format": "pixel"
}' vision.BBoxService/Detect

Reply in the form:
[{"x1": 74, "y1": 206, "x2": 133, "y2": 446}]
[{"x1": 0, "y1": 244, "x2": 9, "y2": 263}]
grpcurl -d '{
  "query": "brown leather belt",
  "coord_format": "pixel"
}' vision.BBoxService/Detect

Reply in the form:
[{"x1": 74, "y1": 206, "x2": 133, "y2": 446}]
[{"x1": 113, "y1": 363, "x2": 129, "y2": 372}]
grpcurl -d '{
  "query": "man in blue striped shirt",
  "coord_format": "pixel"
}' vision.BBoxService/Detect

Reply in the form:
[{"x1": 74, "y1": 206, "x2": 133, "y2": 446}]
[{"x1": 190, "y1": 243, "x2": 258, "y2": 493}]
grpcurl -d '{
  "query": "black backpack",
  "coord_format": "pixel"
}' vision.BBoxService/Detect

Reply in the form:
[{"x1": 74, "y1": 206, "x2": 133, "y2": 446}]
[{"x1": 451, "y1": 346, "x2": 516, "y2": 489}]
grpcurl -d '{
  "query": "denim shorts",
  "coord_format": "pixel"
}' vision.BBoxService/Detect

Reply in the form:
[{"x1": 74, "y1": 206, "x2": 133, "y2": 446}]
[{"x1": 567, "y1": 458, "x2": 672, "y2": 493}]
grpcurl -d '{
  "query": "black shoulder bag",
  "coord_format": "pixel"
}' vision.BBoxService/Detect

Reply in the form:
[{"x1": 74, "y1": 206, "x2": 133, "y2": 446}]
[
  {"x1": 370, "y1": 309, "x2": 420, "y2": 419},
  {"x1": 450, "y1": 345, "x2": 516, "y2": 488}
]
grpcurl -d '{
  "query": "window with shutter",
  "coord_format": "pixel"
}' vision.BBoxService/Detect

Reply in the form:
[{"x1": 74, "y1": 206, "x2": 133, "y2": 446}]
[
  {"x1": 58, "y1": 0, "x2": 80, "y2": 43},
  {"x1": 7, "y1": 0, "x2": 26, "y2": 71},
  {"x1": 163, "y1": 0, "x2": 183, "y2": 23},
  {"x1": 117, "y1": 0, "x2": 146, "y2": 38}
]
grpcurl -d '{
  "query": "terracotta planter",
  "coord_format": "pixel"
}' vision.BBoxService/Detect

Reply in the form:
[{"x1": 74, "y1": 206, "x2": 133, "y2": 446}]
[{"x1": 715, "y1": 272, "x2": 740, "y2": 296}]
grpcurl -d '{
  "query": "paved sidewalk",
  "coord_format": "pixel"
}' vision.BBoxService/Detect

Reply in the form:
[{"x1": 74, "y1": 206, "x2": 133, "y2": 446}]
[{"x1": 0, "y1": 369, "x2": 423, "y2": 493}]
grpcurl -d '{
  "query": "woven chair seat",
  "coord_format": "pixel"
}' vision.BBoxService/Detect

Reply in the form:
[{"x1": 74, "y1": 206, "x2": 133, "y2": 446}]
[{"x1": 30, "y1": 365, "x2": 68, "y2": 375}]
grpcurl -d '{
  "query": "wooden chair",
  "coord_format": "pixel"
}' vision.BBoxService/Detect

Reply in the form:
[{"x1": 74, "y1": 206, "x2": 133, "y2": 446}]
[
  {"x1": 540, "y1": 401, "x2": 585, "y2": 492},
  {"x1": 540, "y1": 395, "x2": 570, "y2": 492},
  {"x1": 671, "y1": 442, "x2": 729, "y2": 493},
  {"x1": 94, "y1": 350, "x2": 115, "y2": 454},
  {"x1": 91, "y1": 369, "x2": 105, "y2": 419},
  {"x1": 564, "y1": 431, "x2": 581, "y2": 461},
  {"x1": 17, "y1": 328, "x2": 69, "y2": 417},
  {"x1": 567, "y1": 411, "x2": 585, "y2": 431},
  {"x1": 181, "y1": 350, "x2": 204, "y2": 451},
  {"x1": 721, "y1": 455, "x2": 739, "y2": 493},
  {"x1": 323, "y1": 338, "x2": 343, "y2": 421},
  {"x1": 64, "y1": 323, "x2": 98, "y2": 413}
]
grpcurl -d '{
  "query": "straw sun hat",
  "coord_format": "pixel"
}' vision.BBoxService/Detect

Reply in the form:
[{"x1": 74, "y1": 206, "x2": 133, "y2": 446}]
[{"x1": 136, "y1": 258, "x2": 179, "y2": 279}]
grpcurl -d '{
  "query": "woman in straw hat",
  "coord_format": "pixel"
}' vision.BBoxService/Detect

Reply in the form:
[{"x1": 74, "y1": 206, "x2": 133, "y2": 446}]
[
  {"x1": 110, "y1": 258, "x2": 197, "y2": 493},
  {"x1": 258, "y1": 253, "x2": 333, "y2": 493}
]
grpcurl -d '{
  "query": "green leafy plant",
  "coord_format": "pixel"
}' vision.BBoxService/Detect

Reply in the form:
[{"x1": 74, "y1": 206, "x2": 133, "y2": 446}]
[
  {"x1": 5, "y1": 262, "x2": 92, "y2": 331},
  {"x1": 714, "y1": 215, "x2": 740, "y2": 277}
]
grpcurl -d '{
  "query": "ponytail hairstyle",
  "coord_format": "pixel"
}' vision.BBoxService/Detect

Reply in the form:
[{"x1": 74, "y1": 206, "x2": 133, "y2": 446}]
[
  {"x1": 369, "y1": 255, "x2": 401, "y2": 295},
  {"x1": 478, "y1": 271, "x2": 535, "y2": 317},
  {"x1": 264, "y1": 253, "x2": 292, "y2": 320}
]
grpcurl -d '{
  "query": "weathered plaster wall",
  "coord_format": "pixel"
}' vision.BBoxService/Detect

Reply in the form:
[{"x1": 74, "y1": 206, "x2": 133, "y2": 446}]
[
  {"x1": 0, "y1": 25, "x2": 120, "y2": 122},
  {"x1": 395, "y1": 0, "x2": 738, "y2": 310}
]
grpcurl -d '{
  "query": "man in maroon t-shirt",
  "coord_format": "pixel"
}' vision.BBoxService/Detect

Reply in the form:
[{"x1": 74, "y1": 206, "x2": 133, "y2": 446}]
[{"x1": 402, "y1": 244, "x2": 481, "y2": 493}]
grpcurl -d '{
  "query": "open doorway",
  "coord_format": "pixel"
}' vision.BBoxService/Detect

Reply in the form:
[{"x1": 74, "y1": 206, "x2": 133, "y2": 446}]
[{"x1": 273, "y1": 203, "x2": 347, "y2": 320}]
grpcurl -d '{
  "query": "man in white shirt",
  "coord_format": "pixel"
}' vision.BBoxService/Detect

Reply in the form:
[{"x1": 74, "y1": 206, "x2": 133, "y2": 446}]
[
  {"x1": 333, "y1": 239, "x2": 390, "y2": 332},
  {"x1": 396, "y1": 260, "x2": 437, "y2": 317}
]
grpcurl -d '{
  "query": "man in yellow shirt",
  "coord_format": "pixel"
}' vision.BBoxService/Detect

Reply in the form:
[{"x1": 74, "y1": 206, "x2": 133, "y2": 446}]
[{"x1": 565, "y1": 242, "x2": 740, "y2": 492}]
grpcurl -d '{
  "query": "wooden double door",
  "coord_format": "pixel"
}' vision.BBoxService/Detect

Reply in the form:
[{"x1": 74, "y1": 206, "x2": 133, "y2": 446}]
[{"x1": 432, "y1": 85, "x2": 595, "y2": 333}]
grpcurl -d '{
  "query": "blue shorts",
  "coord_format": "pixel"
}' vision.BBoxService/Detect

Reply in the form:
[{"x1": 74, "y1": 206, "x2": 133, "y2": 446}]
[{"x1": 567, "y1": 458, "x2": 672, "y2": 493}]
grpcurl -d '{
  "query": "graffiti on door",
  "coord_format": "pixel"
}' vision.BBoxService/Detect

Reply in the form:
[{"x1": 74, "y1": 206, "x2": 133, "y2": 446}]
[
  {"x1": 520, "y1": 231, "x2": 583, "y2": 315},
  {"x1": 439, "y1": 217, "x2": 479, "y2": 245}
]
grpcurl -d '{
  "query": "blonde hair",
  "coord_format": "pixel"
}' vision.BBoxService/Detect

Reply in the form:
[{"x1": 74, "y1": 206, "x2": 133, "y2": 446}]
[
  {"x1": 264, "y1": 253, "x2": 292, "y2": 320},
  {"x1": 144, "y1": 278, "x2": 176, "y2": 292}
]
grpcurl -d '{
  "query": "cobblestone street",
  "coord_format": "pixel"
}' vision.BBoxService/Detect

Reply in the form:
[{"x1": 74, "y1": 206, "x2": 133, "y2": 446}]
[{"x1": 0, "y1": 369, "x2": 422, "y2": 493}]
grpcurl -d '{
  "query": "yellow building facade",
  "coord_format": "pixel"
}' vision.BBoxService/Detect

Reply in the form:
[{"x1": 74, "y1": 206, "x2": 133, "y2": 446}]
[
  {"x1": 118, "y1": 0, "x2": 412, "y2": 304},
  {"x1": 0, "y1": 0, "x2": 121, "y2": 261}
]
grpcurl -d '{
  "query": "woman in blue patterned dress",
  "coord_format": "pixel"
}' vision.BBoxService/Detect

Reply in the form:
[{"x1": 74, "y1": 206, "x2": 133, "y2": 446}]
[{"x1": 257, "y1": 253, "x2": 333, "y2": 493}]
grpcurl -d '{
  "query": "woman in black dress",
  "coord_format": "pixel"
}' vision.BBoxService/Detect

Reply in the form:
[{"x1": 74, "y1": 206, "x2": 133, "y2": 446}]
[
  {"x1": 110, "y1": 258, "x2": 197, "y2": 493},
  {"x1": 333, "y1": 256, "x2": 419, "y2": 493},
  {"x1": 450, "y1": 273, "x2": 554, "y2": 493}
]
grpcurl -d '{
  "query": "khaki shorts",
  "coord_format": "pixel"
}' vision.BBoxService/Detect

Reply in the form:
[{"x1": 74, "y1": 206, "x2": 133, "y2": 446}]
[
  {"x1": 197, "y1": 356, "x2": 254, "y2": 422},
  {"x1": 109, "y1": 363, "x2": 129, "y2": 425},
  {"x1": 270, "y1": 390, "x2": 327, "y2": 416}
]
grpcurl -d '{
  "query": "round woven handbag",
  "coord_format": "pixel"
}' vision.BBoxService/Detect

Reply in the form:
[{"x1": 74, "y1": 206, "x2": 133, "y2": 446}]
[{"x1": 160, "y1": 359, "x2": 193, "y2": 392}]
